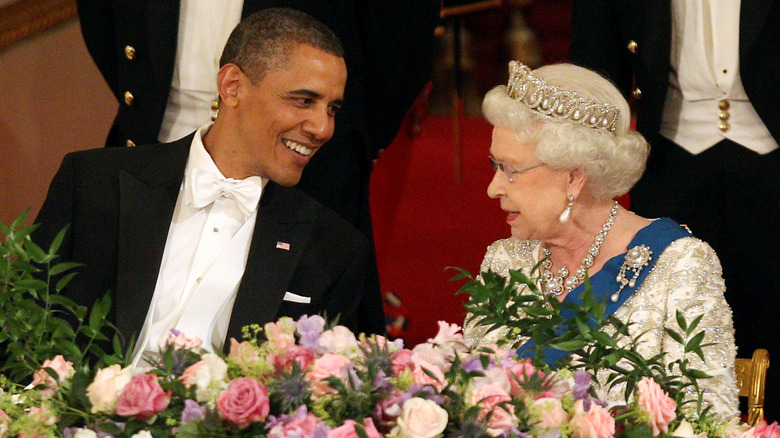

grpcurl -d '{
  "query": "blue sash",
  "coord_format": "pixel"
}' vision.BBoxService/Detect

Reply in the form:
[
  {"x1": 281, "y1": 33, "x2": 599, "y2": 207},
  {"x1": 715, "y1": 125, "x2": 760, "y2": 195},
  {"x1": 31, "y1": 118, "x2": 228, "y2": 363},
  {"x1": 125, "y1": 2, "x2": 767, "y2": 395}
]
[{"x1": 516, "y1": 218, "x2": 691, "y2": 366}]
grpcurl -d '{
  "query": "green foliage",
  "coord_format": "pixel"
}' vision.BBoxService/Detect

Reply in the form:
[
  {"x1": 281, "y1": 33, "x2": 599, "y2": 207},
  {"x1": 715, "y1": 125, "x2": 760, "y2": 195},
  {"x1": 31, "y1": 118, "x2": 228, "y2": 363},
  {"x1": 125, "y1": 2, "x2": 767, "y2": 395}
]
[
  {"x1": 0, "y1": 211, "x2": 125, "y2": 381},
  {"x1": 455, "y1": 265, "x2": 712, "y2": 417}
]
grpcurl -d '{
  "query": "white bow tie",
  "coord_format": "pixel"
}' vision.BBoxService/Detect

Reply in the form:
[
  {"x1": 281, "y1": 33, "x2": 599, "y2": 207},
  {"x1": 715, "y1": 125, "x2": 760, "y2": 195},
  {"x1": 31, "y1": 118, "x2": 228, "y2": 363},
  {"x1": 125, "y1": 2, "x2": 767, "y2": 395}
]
[{"x1": 188, "y1": 168, "x2": 262, "y2": 217}]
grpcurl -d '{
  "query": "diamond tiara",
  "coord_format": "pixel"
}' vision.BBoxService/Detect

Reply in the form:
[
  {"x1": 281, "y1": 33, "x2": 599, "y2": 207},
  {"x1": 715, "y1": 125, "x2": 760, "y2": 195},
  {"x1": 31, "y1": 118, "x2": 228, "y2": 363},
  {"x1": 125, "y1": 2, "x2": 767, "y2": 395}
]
[{"x1": 505, "y1": 61, "x2": 620, "y2": 134}]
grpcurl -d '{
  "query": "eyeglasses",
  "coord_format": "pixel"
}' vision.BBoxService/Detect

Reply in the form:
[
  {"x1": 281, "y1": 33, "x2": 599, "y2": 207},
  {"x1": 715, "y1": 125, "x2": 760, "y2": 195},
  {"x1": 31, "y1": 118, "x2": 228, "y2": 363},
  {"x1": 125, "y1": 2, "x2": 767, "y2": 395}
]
[{"x1": 489, "y1": 156, "x2": 546, "y2": 182}]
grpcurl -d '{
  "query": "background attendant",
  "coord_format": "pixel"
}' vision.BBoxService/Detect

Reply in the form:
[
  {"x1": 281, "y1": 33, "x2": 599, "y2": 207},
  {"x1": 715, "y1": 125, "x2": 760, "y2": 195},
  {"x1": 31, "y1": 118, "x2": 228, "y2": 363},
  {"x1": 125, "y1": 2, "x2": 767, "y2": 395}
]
[
  {"x1": 568, "y1": 1, "x2": 780, "y2": 418},
  {"x1": 34, "y1": 9, "x2": 383, "y2": 367}
]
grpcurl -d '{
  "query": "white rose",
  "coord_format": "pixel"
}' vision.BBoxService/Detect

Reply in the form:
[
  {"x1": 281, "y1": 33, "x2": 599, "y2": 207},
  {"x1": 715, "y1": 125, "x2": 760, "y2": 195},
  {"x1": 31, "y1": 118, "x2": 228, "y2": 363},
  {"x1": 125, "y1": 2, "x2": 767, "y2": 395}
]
[
  {"x1": 671, "y1": 421, "x2": 708, "y2": 438},
  {"x1": 195, "y1": 353, "x2": 228, "y2": 403},
  {"x1": 130, "y1": 431, "x2": 153, "y2": 438},
  {"x1": 318, "y1": 326, "x2": 359, "y2": 356},
  {"x1": 71, "y1": 428, "x2": 98, "y2": 438},
  {"x1": 86, "y1": 364, "x2": 134, "y2": 414},
  {"x1": 393, "y1": 397, "x2": 448, "y2": 438}
]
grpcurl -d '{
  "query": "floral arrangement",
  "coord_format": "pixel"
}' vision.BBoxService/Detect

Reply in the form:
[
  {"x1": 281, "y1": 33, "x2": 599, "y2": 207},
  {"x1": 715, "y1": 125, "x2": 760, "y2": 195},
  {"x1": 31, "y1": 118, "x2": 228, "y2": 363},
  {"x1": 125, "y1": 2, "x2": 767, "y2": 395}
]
[
  {"x1": 2, "y1": 214, "x2": 779, "y2": 438},
  {"x1": 0, "y1": 316, "x2": 778, "y2": 438}
]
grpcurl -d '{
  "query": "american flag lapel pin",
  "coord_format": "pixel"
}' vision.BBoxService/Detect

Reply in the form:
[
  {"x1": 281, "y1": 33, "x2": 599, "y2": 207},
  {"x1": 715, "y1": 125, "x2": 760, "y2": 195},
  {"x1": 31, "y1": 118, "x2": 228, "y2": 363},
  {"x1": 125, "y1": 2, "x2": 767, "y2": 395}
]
[{"x1": 276, "y1": 241, "x2": 291, "y2": 251}]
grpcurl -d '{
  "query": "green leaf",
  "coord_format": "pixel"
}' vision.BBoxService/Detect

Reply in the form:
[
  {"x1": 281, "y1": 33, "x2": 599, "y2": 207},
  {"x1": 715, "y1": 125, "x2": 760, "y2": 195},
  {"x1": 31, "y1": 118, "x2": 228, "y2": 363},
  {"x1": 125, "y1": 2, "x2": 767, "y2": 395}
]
[
  {"x1": 685, "y1": 331, "x2": 706, "y2": 354},
  {"x1": 550, "y1": 340, "x2": 588, "y2": 351},
  {"x1": 13, "y1": 278, "x2": 48, "y2": 292},
  {"x1": 49, "y1": 261, "x2": 83, "y2": 277},
  {"x1": 664, "y1": 327, "x2": 685, "y2": 345},
  {"x1": 687, "y1": 314, "x2": 703, "y2": 336},
  {"x1": 48, "y1": 225, "x2": 70, "y2": 255},
  {"x1": 676, "y1": 309, "x2": 688, "y2": 332}
]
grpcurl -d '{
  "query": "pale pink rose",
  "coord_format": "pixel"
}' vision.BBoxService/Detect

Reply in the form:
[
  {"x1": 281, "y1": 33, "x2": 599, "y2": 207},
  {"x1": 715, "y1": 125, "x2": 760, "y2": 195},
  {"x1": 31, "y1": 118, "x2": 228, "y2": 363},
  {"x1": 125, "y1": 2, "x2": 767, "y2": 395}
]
[
  {"x1": 428, "y1": 321, "x2": 470, "y2": 352},
  {"x1": 468, "y1": 383, "x2": 515, "y2": 437},
  {"x1": 532, "y1": 397, "x2": 569, "y2": 430},
  {"x1": 391, "y1": 349, "x2": 415, "y2": 376},
  {"x1": 179, "y1": 360, "x2": 205, "y2": 388},
  {"x1": 328, "y1": 418, "x2": 382, "y2": 438},
  {"x1": 570, "y1": 400, "x2": 615, "y2": 438},
  {"x1": 395, "y1": 397, "x2": 448, "y2": 438},
  {"x1": 87, "y1": 364, "x2": 134, "y2": 414},
  {"x1": 218, "y1": 377, "x2": 270, "y2": 430},
  {"x1": 410, "y1": 357, "x2": 446, "y2": 391},
  {"x1": 318, "y1": 326, "x2": 359, "y2": 356},
  {"x1": 228, "y1": 338, "x2": 262, "y2": 367},
  {"x1": 267, "y1": 412, "x2": 321, "y2": 438},
  {"x1": 636, "y1": 377, "x2": 677, "y2": 436},
  {"x1": 116, "y1": 373, "x2": 172, "y2": 421},
  {"x1": 741, "y1": 420, "x2": 780, "y2": 438},
  {"x1": 265, "y1": 317, "x2": 297, "y2": 342},
  {"x1": 166, "y1": 331, "x2": 203, "y2": 350},
  {"x1": 306, "y1": 353, "x2": 351, "y2": 396},
  {"x1": 473, "y1": 367, "x2": 511, "y2": 394},
  {"x1": 28, "y1": 405, "x2": 57, "y2": 426},
  {"x1": 411, "y1": 343, "x2": 451, "y2": 372},
  {"x1": 32, "y1": 355, "x2": 74, "y2": 397},
  {"x1": 506, "y1": 358, "x2": 543, "y2": 397}
]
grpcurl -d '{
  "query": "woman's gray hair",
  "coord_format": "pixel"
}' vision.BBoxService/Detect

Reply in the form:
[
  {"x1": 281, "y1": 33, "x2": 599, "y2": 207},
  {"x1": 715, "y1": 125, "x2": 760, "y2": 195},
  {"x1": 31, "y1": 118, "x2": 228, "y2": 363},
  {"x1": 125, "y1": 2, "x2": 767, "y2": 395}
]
[{"x1": 482, "y1": 63, "x2": 649, "y2": 200}]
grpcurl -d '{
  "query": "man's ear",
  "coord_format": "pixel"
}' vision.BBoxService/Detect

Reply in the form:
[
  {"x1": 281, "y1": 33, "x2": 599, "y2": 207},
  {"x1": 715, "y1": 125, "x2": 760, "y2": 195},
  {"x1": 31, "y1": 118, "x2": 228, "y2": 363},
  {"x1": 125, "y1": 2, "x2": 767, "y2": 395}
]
[
  {"x1": 566, "y1": 167, "x2": 587, "y2": 199},
  {"x1": 217, "y1": 64, "x2": 243, "y2": 108}
]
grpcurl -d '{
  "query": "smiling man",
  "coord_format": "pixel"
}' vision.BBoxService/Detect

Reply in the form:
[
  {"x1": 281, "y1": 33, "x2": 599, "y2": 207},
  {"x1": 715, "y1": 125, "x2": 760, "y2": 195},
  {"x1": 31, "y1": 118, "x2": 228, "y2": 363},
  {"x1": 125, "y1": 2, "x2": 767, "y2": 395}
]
[{"x1": 33, "y1": 9, "x2": 384, "y2": 365}]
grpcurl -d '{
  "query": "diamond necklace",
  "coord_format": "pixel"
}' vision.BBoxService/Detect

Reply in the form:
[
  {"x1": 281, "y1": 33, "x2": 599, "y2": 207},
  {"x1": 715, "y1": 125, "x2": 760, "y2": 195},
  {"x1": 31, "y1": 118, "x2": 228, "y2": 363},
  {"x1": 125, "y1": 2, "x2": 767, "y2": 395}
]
[{"x1": 541, "y1": 200, "x2": 619, "y2": 296}]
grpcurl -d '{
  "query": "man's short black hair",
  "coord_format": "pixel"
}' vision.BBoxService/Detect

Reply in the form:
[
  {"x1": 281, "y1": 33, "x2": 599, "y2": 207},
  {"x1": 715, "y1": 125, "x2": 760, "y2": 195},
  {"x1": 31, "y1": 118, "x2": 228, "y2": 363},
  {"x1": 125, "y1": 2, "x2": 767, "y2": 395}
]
[{"x1": 220, "y1": 7, "x2": 344, "y2": 83}]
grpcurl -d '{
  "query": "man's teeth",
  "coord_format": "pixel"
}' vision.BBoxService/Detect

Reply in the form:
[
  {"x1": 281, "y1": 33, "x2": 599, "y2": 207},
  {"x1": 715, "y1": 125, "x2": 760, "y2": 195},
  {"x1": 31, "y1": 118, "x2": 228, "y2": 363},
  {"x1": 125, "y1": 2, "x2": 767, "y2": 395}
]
[{"x1": 283, "y1": 140, "x2": 313, "y2": 156}]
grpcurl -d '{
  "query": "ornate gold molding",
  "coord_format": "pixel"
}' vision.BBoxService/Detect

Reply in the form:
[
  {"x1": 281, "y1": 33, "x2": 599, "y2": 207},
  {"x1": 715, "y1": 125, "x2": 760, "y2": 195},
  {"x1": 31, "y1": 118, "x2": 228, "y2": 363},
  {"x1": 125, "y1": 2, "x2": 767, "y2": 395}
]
[{"x1": 0, "y1": 0, "x2": 77, "y2": 51}]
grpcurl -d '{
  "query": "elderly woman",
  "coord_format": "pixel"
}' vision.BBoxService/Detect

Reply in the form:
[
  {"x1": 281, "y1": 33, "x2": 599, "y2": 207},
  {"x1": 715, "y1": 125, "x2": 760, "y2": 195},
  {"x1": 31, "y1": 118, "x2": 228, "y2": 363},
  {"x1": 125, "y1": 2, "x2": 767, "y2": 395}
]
[{"x1": 464, "y1": 62, "x2": 738, "y2": 417}]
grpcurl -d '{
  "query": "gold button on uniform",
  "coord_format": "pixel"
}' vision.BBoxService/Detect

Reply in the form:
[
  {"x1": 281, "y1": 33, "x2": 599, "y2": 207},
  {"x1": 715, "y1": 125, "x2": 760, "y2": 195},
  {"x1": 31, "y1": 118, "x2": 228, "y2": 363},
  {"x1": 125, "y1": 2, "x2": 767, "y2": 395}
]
[
  {"x1": 126, "y1": 139, "x2": 136, "y2": 147},
  {"x1": 124, "y1": 91, "x2": 134, "y2": 106},
  {"x1": 719, "y1": 111, "x2": 730, "y2": 121},
  {"x1": 124, "y1": 45, "x2": 136, "y2": 60},
  {"x1": 719, "y1": 122, "x2": 730, "y2": 133},
  {"x1": 719, "y1": 99, "x2": 730, "y2": 110},
  {"x1": 632, "y1": 87, "x2": 642, "y2": 99},
  {"x1": 627, "y1": 40, "x2": 638, "y2": 54}
]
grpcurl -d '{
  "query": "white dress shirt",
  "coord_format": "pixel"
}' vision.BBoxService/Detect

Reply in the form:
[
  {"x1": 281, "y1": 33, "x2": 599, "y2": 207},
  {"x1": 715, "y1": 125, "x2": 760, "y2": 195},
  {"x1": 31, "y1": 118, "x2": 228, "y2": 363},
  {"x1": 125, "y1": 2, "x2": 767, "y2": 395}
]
[
  {"x1": 132, "y1": 123, "x2": 266, "y2": 367},
  {"x1": 660, "y1": 0, "x2": 778, "y2": 155},
  {"x1": 157, "y1": 0, "x2": 243, "y2": 143}
]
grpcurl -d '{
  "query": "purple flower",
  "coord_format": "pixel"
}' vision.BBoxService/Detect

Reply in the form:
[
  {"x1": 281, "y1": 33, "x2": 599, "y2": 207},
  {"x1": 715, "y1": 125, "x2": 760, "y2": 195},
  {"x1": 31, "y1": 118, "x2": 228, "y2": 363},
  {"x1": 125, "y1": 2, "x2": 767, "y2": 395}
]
[
  {"x1": 461, "y1": 356, "x2": 485, "y2": 372},
  {"x1": 181, "y1": 399, "x2": 206, "y2": 424},
  {"x1": 341, "y1": 363, "x2": 364, "y2": 388},
  {"x1": 296, "y1": 315, "x2": 325, "y2": 350},
  {"x1": 573, "y1": 370, "x2": 592, "y2": 410},
  {"x1": 373, "y1": 369, "x2": 393, "y2": 393}
]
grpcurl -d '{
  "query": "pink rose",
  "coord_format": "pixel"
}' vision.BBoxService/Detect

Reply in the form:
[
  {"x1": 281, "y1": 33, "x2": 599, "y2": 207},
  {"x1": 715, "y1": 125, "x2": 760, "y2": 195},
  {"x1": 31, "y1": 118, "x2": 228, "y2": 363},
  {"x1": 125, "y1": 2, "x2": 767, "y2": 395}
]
[
  {"x1": 570, "y1": 400, "x2": 615, "y2": 438},
  {"x1": 218, "y1": 377, "x2": 270, "y2": 429},
  {"x1": 532, "y1": 397, "x2": 569, "y2": 430},
  {"x1": 506, "y1": 358, "x2": 543, "y2": 397},
  {"x1": 411, "y1": 344, "x2": 451, "y2": 372},
  {"x1": 328, "y1": 418, "x2": 382, "y2": 438},
  {"x1": 395, "y1": 397, "x2": 448, "y2": 438},
  {"x1": 267, "y1": 411, "x2": 321, "y2": 438},
  {"x1": 374, "y1": 390, "x2": 407, "y2": 432},
  {"x1": 276, "y1": 345, "x2": 316, "y2": 371},
  {"x1": 229, "y1": 338, "x2": 262, "y2": 367},
  {"x1": 116, "y1": 373, "x2": 172, "y2": 421},
  {"x1": 87, "y1": 364, "x2": 134, "y2": 414},
  {"x1": 410, "y1": 357, "x2": 446, "y2": 391},
  {"x1": 307, "y1": 353, "x2": 351, "y2": 396},
  {"x1": 391, "y1": 349, "x2": 414, "y2": 376},
  {"x1": 637, "y1": 377, "x2": 677, "y2": 436},
  {"x1": 32, "y1": 355, "x2": 74, "y2": 396},
  {"x1": 742, "y1": 420, "x2": 780, "y2": 438},
  {"x1": 179, "y1": 360, "x2": 205, "y2": 388},
  {"x1": 468, "y1": 383, "x2": 515, "y2": 437},
  {"x1": 166, "y1": 331, "x2": 203, "y2": 350}
]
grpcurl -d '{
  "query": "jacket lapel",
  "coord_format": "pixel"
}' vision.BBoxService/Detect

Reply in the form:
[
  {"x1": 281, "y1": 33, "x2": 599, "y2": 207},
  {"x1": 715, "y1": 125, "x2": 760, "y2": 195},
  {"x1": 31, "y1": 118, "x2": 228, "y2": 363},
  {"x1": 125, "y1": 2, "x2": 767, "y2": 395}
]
[
  {"x1": 226, "y1": 183, "x2": 317, "y2": 342},
  {"x1": 115, "y1": 136, "x2": 191, "y2": 340}
]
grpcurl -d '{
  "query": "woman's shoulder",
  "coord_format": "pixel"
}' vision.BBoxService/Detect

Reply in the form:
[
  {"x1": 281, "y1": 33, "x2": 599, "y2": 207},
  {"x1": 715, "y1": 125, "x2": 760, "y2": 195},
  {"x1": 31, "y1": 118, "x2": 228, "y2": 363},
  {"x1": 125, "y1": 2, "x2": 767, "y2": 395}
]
[{"x1": 480, "y1": 238, "x2": 541, "y2": 277}]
